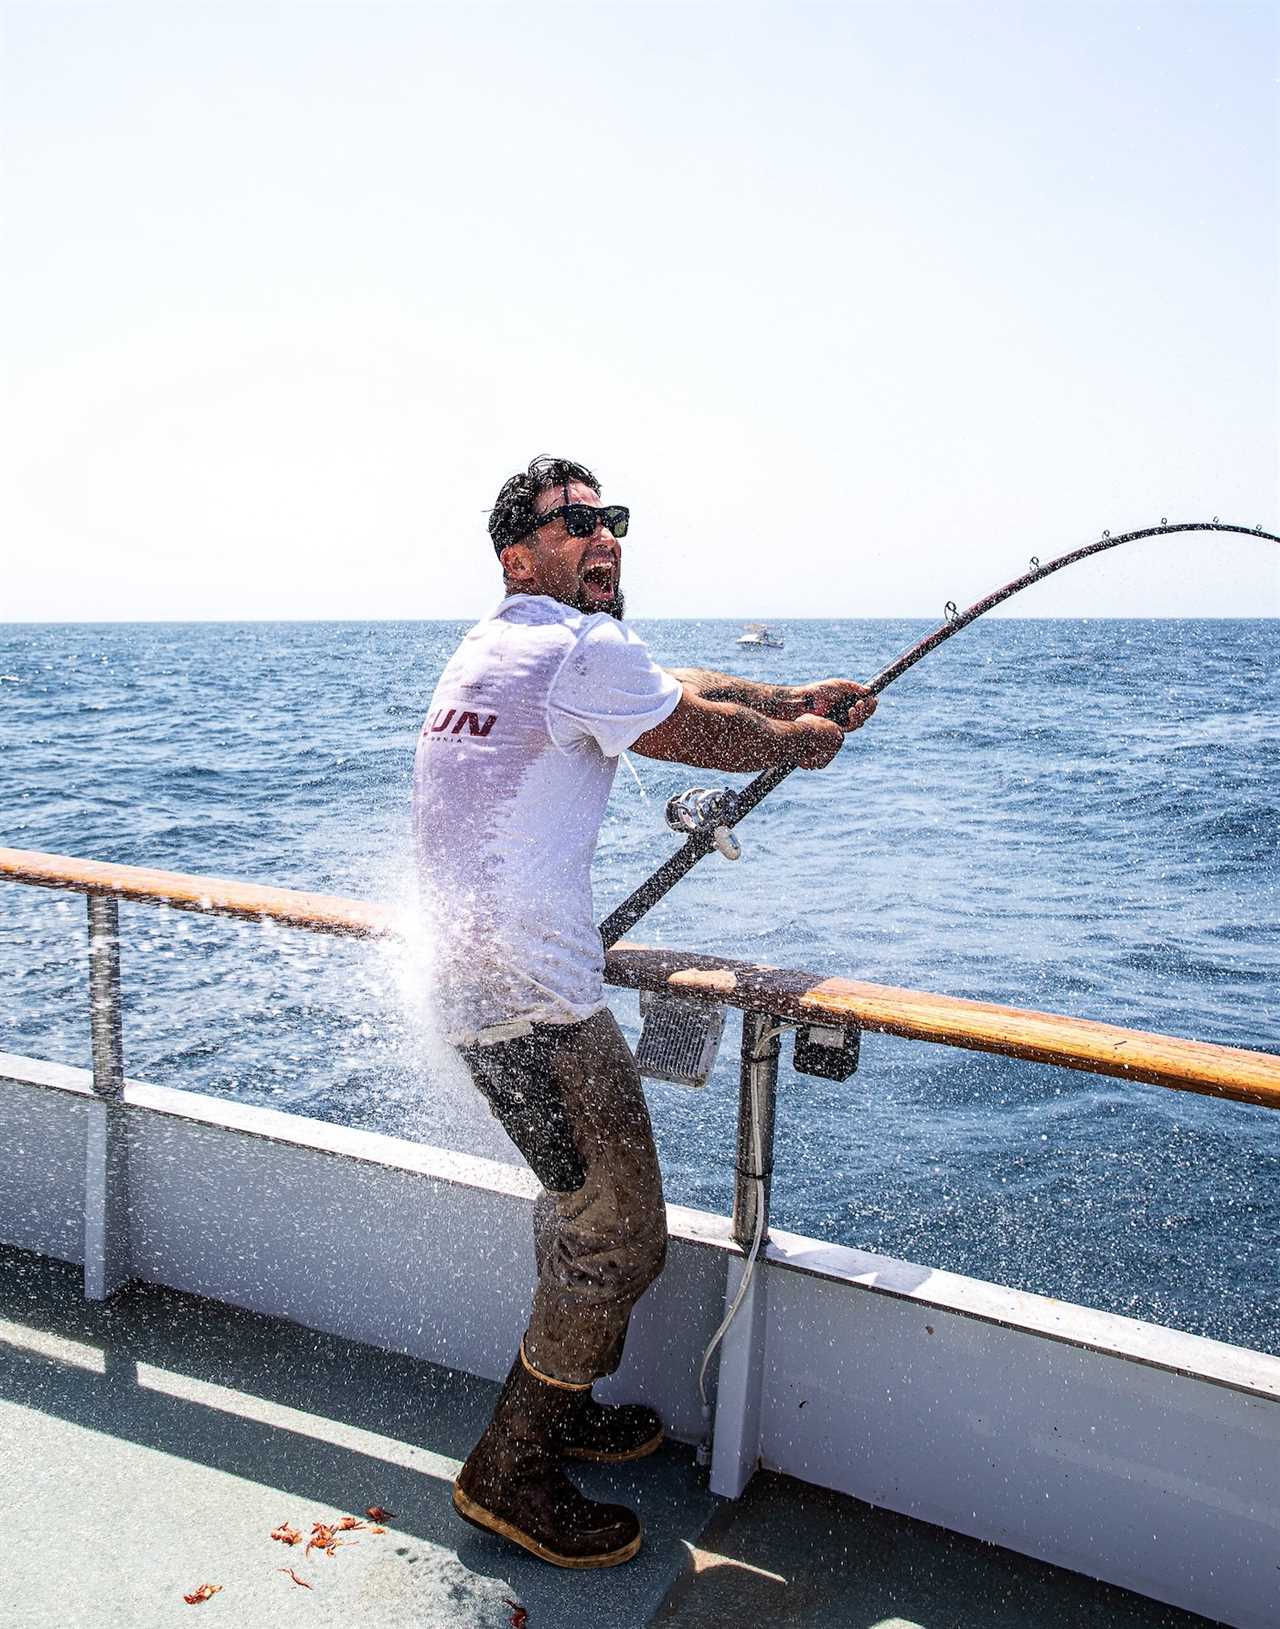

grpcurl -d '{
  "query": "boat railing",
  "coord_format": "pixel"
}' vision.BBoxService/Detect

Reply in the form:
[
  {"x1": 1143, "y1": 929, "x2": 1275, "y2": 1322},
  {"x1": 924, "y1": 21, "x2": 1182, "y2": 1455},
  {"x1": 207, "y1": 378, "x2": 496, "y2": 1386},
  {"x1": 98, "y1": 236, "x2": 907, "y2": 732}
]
[{"x1": 2, "y1": 844, "x2": 1278, "y2": 1257}]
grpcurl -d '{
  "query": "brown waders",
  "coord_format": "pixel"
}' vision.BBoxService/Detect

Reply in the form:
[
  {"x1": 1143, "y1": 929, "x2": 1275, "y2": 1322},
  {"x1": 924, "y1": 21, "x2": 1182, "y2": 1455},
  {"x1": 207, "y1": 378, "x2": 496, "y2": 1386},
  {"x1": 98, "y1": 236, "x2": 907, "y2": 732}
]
[{"x1": 454, "y1": 1009, "x2": 667, "y2": 1567}]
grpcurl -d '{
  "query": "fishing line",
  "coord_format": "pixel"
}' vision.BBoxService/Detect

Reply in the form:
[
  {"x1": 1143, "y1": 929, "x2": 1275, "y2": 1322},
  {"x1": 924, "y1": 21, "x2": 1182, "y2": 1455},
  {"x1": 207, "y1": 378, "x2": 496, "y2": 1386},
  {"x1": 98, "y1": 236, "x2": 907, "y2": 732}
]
[{"x1": 599, "y1": 519, "x2": 1279, "y2": 948}]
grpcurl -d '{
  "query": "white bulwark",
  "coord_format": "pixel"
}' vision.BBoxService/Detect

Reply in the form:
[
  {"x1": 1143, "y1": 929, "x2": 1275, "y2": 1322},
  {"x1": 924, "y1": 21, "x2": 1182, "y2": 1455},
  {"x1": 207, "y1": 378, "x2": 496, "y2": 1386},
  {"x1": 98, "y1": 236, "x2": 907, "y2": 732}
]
[{"x1": 2, "y1": 1047, "x2": 1277, "y2": 1629}]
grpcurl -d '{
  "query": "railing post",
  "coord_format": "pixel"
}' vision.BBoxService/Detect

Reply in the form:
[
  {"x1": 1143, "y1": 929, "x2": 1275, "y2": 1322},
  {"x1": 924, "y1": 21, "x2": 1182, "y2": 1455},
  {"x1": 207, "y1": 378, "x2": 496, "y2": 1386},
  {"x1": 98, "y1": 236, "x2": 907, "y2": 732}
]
[
  {"x1": 84, "y1": 893, "x2": 130, "y2": 1299},
  {"x1": 732, "y1": 1011, "x2": 779, "y2": 1248},
  {"x1": 711, "y1": 1011, "x2": 782, "y2": 1498},
  {"x1": 88, "y1": 894, "x2": 124, "y2": 1093}
]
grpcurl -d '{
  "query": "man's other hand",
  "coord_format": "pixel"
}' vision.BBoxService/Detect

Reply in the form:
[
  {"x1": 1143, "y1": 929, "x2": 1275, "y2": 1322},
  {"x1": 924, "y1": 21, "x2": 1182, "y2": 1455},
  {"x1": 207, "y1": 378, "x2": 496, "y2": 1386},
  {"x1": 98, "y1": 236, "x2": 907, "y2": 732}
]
[
  {"x1": 784, "y1": 714, "x2": 847, "y2": 770},
  {"x1": 794, "y1": 680, "x2": 877, "y2": 731}
]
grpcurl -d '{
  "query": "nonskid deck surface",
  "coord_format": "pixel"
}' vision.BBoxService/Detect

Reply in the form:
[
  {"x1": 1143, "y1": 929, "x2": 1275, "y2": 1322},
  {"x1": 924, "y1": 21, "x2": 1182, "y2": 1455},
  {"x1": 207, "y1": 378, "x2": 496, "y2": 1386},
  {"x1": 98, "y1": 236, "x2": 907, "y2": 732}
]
[{"x1": 0, "y1": 1246, "x2": 1216, "y2": 1629}]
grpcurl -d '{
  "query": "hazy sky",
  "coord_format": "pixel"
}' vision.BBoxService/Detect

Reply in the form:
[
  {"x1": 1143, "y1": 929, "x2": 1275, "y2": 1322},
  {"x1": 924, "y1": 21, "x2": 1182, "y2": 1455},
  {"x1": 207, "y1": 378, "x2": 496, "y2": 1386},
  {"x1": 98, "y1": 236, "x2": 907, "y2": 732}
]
[{"x1": 4, "y1": 0, "x2": 1277, "y2": 621}]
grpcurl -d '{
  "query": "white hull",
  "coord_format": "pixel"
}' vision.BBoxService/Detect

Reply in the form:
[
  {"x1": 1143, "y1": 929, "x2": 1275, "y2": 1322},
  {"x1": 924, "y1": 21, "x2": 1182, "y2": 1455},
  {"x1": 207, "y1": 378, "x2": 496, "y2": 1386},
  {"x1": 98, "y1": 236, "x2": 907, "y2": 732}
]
[{"x1": 736, "y1": 624, "x2": 784, "y2": 648}]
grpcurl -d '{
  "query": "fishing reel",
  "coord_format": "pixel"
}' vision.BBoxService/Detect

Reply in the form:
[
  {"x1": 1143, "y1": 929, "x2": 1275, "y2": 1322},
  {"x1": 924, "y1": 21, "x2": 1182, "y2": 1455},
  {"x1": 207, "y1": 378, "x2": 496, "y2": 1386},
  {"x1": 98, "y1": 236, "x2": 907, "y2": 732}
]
[{"x1": 664, "y1": 786, "x2": 742, "y2": 861}]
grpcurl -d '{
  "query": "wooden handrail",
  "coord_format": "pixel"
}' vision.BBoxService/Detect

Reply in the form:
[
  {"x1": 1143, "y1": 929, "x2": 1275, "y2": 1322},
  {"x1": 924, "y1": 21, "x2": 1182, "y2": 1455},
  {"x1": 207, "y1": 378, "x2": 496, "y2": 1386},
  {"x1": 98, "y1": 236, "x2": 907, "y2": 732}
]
[
  {"x1": 0, "y1": 847, "x2": 394, "y2": 938},
  {"x1": 3, "y1": 846, "x2": 1277, "y2": 1111},
  {"x1": 604, "y1": 946, "x2": 1280, "y2": 1112}
]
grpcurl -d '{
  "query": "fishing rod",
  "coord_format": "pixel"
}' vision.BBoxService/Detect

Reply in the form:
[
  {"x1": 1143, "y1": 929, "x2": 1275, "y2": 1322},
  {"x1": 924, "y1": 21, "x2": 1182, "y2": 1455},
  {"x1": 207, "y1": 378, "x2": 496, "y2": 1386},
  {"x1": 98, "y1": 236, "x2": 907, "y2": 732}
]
[{"x1": 598, "y1": 518, "x2": 1278, "y2": 950}]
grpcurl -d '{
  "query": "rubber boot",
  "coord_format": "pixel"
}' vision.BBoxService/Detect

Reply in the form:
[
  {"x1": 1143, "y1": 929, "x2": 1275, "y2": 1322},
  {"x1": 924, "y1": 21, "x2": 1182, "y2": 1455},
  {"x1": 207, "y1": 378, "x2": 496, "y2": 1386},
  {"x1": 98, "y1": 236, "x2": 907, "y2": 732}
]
[
  {"x1": 452, "y1": 1346, "x2": 642, "y2": 1569},
  {"x1": 560, "y1": 1390, "x2": 664, "y2": 1463}
]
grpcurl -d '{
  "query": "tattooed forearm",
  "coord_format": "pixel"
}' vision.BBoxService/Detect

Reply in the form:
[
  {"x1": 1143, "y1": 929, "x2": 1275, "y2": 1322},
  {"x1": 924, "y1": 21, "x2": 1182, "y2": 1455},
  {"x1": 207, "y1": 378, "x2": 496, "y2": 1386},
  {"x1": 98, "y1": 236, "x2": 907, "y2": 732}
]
[{"x1": 665, "y1": 668, "x2": 809, "y2": 721}]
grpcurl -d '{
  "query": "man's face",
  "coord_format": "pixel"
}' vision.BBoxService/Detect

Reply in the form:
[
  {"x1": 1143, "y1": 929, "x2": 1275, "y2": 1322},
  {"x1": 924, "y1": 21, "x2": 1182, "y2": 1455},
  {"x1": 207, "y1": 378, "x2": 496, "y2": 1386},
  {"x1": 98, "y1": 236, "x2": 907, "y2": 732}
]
[{"x1": 506, "y1": 479, "x2": 625, "y2": 619}]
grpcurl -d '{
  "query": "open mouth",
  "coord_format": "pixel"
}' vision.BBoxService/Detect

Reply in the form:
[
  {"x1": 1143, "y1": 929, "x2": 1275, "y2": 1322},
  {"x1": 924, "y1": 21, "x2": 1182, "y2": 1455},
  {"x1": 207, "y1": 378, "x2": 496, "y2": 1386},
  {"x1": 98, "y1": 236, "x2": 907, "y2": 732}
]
[{"x1": 579, "y1": 562, "x2": 617, "y2": 603}]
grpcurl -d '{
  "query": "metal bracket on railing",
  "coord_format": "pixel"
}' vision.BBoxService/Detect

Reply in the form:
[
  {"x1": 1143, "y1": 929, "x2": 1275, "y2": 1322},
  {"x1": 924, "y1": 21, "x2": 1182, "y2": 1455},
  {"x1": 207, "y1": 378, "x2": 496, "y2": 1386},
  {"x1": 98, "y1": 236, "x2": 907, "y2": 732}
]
[
  {"x1": 84, "y1": 893, "x2": 130, "y2": 1300},
  {"x1": 635, "y1": 990, "x2": 726, "y2": 1087},
  {"x1": 794, "y1": 1022, "x2": 861, "y2": 1081}
]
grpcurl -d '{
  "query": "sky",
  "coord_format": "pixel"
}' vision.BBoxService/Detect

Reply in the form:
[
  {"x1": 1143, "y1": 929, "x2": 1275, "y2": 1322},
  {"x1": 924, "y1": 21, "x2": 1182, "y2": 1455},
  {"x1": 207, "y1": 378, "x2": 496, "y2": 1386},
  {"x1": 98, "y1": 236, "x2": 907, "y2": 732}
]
[{"x1": 3, "y1": 0, "x2": 1277, "y2": 621}]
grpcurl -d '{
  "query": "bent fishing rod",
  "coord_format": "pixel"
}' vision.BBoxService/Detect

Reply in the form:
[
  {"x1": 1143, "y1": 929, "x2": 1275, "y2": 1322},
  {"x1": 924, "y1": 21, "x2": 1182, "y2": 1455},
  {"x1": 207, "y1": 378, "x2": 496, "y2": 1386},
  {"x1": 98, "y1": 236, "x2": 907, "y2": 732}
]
[{"x1": 599, "y1": 518, "x2": 1279, "y2": 950}]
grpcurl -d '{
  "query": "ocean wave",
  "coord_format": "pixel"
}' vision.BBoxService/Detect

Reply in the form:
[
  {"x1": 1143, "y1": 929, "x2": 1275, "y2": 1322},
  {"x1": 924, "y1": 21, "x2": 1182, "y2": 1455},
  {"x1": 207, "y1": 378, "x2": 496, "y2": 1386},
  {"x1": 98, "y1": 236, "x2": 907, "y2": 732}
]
[{"x1": 4, "y1": 615, "x2": 1277, "y2": 1354}]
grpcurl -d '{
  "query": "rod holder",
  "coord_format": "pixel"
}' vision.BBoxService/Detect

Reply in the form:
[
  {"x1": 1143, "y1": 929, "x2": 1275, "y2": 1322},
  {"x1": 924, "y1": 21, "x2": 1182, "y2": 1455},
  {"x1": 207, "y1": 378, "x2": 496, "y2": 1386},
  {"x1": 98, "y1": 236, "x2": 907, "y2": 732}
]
[{"x1": 733, "y1": 1012, "x2": 780, "y2": 1250}]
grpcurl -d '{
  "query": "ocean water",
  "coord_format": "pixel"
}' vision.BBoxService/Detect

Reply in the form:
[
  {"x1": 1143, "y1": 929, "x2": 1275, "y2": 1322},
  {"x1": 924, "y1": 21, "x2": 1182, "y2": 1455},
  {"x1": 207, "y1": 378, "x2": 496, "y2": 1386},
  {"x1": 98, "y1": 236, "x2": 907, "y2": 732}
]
[{"x1": 2, "y1": 617, "x2": 1277, "y2": 1355}]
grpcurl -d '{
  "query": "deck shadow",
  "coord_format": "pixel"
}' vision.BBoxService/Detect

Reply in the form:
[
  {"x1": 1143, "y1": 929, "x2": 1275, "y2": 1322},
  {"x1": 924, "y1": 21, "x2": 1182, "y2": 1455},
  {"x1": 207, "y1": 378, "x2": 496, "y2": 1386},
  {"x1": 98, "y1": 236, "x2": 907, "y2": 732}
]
[{"x1": 652, "y1": 1470, "x2": 1223, "y2": 1629}]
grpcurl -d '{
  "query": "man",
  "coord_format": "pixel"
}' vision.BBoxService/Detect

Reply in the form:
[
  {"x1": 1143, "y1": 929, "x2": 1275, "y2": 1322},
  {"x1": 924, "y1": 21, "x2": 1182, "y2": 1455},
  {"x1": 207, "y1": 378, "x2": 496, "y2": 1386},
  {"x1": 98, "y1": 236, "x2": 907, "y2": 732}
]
[{"x1": 412, "y1": 456, "x2": 875, "y2": 1570}]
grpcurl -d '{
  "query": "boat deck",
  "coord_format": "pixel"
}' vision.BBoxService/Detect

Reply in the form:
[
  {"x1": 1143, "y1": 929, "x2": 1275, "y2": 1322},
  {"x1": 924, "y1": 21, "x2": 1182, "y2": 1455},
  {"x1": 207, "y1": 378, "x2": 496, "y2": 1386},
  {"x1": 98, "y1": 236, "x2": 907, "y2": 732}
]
[{"x1": 1, "y1": 1246, "x2": 1217, "y2": 1629}]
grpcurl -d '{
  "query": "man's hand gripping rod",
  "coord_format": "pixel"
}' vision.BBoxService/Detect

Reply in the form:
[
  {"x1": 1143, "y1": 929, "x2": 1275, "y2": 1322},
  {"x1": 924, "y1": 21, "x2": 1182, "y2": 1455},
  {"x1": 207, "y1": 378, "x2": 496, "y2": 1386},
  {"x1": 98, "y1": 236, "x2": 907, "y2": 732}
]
[{"x1": 598, "y1": 520, "x2": 1279, "y2": 950}]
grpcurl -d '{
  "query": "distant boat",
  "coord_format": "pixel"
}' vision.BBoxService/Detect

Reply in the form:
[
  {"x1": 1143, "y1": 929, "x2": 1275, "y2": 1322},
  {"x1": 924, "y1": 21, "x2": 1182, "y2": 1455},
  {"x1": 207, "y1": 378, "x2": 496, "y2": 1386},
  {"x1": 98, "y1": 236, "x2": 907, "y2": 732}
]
[{"x1": 736, "y1": 623, "x2": 784, "y2": 649}]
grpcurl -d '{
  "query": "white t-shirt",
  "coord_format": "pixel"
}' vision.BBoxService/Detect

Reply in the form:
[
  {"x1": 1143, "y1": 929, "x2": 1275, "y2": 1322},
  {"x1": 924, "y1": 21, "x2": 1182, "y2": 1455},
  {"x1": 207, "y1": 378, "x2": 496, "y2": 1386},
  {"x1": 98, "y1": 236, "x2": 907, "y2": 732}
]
[{"x1": 412, "y1": 594, "x2": 681, "y2": 1041}]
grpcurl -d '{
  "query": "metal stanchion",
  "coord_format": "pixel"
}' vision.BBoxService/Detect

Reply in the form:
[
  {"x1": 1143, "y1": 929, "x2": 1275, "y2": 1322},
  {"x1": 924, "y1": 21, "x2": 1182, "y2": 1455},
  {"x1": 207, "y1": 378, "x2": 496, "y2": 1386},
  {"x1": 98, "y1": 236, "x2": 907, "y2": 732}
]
[
  {"x1": 84, "y1": 893, "x2": 130, "y2": 1299},
  {"x1": 88, "y1": 894, "x2": 124, "y2": 1096},
  {"x1": 732, "y1": 1011, "x2": 779, "y2": 1250}
]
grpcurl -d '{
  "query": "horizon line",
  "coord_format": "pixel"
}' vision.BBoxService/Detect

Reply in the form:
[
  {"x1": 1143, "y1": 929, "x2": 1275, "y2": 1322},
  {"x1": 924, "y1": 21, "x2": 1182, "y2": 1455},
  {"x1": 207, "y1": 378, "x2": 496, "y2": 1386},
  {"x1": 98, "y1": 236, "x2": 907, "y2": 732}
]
[{"x1": 2, "y1": 613, "x2": 1277, "y2": 628}]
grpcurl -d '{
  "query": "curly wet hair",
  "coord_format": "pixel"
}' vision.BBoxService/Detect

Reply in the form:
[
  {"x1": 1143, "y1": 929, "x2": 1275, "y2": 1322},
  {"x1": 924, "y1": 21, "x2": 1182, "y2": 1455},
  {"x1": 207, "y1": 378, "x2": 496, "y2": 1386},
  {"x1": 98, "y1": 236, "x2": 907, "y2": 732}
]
[{"x1": 487, "y1": 456, "x2": 602, "y2": 558}]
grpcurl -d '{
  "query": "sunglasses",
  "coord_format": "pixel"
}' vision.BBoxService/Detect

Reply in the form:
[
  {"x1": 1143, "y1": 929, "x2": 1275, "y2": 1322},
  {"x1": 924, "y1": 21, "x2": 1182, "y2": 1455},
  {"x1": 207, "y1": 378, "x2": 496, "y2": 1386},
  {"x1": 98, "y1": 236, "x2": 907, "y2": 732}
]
[{"x1": 525, "y1": 503, "x2": 630, "y2": 541}]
